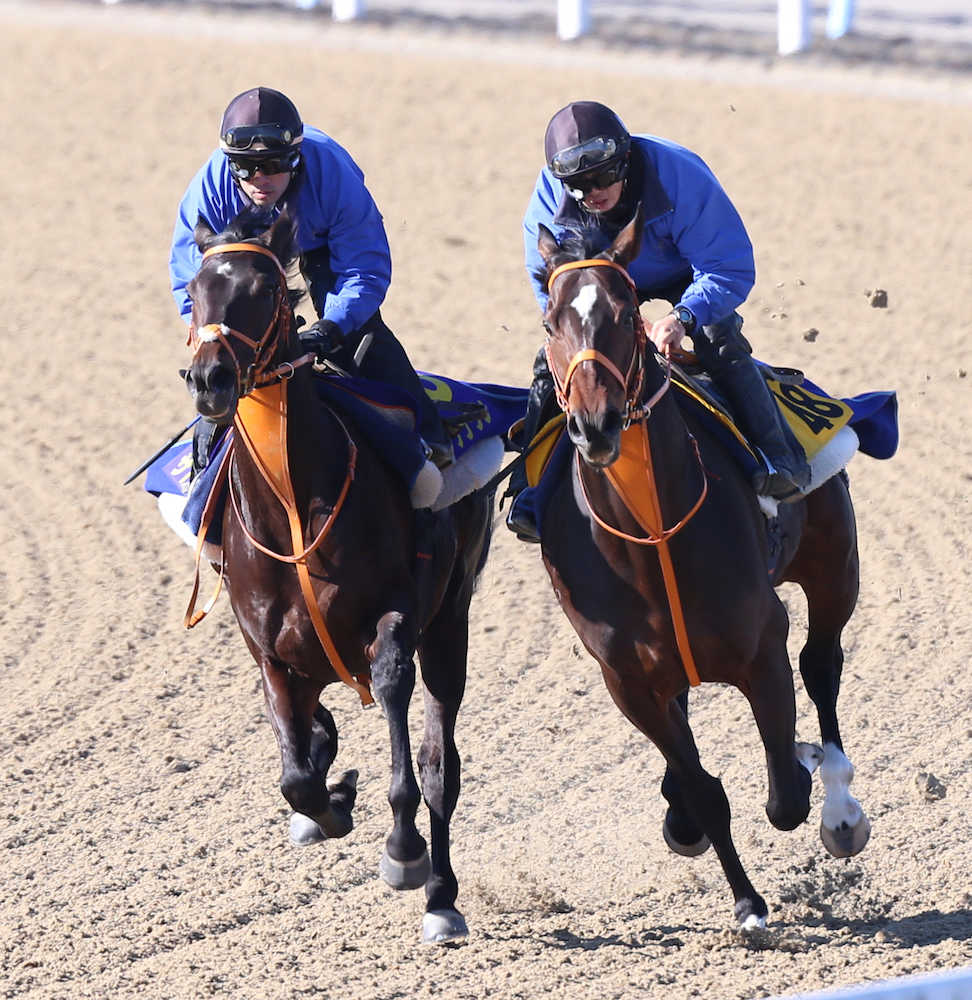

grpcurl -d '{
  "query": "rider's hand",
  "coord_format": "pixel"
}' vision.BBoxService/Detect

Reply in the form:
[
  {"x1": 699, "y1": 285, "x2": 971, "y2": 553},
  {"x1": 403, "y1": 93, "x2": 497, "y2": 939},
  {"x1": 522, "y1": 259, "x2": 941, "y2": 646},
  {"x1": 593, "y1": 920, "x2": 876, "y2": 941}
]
[
  {"x1": 298, "y1": 319, "x2": 344, "y2": 361},
  {"x1": 648, "y1": 314, "x2": 685, "y2": 354}
]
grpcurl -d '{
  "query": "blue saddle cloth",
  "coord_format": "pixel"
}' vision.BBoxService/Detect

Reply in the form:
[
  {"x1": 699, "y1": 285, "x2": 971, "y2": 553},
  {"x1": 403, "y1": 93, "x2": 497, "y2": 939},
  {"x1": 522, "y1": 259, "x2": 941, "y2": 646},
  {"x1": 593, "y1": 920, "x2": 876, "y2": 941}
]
[
  {"x1": 526, "y1": 375, "x2": 899, "y2": 539},
  {"x1": 144, "y1": 372, "x2": 529, "y2": 544}
]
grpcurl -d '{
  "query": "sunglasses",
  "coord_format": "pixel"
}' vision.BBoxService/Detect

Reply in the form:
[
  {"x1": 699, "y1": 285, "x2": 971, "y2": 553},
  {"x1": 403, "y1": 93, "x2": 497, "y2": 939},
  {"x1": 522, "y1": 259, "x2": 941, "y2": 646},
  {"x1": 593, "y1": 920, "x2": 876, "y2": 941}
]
[
  {"x1": 227, "y1": 152, "x2": 300, "y2": 181},
  {"x1": 565, "y1": 160, "x2": 628, "y2": 200}
]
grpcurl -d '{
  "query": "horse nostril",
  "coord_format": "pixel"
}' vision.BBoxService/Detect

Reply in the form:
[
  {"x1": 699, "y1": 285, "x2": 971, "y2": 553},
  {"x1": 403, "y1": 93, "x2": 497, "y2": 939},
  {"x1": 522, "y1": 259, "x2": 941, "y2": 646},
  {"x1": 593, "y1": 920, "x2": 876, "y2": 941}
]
[{"x1": 567, "y1": 414, "x2": 582, "y2": 440}]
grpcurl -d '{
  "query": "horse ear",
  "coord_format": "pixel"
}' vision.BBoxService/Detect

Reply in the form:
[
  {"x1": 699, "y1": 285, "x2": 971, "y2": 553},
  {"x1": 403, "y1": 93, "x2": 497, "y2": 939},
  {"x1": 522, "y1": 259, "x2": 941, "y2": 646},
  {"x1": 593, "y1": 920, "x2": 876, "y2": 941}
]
[
  {"x1": 605, "y1": 202, "x2": 644, "y2": 266},
  {"x1": 537, "y1": 224, "x2": 561, "y2": 265},
  {"x1": 266, "y1": 210, "x2": 297, "y2": 265},
  {"x1": 193, "y1": 214, "x2": 219, "y2": 253}
]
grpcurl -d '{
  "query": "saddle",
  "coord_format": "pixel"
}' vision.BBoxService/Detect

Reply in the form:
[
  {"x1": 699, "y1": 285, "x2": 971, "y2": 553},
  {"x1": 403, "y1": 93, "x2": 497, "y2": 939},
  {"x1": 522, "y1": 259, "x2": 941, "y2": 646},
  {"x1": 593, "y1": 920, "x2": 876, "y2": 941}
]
[
  {"x1": 522, "y1": 358, "x2": 898, "y2": 539},
  {"x1": 145, "y1": 371, "x2": 530, "y2": 545}
]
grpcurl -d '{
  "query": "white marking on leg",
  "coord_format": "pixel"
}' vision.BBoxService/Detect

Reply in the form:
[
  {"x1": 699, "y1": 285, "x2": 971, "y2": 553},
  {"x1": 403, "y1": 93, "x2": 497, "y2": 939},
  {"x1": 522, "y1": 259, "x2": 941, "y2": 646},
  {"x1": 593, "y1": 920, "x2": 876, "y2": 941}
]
[
  {"x1": 570, "y1": 283, "x2": 600, "y2": 327},
  {"x1": 795, "y1": 741, "x2": 824, "y2": 775},
  {"x1": 819, "y1": 742, "x2": 863, "y2": 830}
]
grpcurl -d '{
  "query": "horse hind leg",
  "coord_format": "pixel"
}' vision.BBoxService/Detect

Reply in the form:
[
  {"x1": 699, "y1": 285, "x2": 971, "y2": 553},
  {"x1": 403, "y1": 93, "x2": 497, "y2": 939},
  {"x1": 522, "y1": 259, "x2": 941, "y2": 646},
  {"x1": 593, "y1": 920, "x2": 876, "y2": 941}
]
[
  {"x1": 369, "y1": 610, "x2": 431, "y2": 893},
  {"x1": 800, "y1": 629, "x2": 870, "y2": 857},
  {"x1": 260, "y1": 660, "x2": 356, "y2": 841},
  {"x1": 413, "y1": 604, "x2": 473, "y2": 944},
  {"x1": 794, "y1": 480, "x2": 869, "y2": 857}
]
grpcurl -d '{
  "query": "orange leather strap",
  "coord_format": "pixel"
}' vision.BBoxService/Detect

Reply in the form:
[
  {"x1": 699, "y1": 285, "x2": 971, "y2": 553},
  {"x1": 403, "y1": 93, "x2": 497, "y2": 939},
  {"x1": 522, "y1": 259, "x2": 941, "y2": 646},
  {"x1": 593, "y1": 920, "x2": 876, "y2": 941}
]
[{"x1": 593, "y1": 422, "x2": 705, "y2": 687}]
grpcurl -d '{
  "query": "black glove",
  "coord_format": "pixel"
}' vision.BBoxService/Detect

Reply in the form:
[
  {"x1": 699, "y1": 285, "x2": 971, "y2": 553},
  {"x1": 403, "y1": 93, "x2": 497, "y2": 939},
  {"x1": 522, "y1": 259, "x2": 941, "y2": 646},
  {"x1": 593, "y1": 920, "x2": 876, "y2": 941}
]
[{"x1": 298, "y1": 319, "x2": 344, "y2": 362}]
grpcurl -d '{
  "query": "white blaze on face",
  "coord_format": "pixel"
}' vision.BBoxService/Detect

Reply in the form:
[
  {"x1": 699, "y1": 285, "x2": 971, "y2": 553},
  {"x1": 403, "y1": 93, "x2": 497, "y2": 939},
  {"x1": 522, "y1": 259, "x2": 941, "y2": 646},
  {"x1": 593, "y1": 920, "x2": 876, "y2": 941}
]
[
  {"x1": 570, "y1": 283, "x2": 601, "y2": 329},
  {"x1": 217, "y1": 262, "x2": 234, "y2": 277}
]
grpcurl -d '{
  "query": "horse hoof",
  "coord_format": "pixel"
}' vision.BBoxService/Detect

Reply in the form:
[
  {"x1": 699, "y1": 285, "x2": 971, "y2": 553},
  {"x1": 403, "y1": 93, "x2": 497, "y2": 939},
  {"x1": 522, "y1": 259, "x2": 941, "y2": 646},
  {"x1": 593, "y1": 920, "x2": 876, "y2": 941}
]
[
  {"x1": 821, "y1": 814, "x2": 871, "y2": 858},
  {"x1": 380, "y1": 848, "x2": 431, "y2": 890},
  {"x1": 662, "y1": 818, "x2": 711, "y2": 857},
  {"x1": 734, "y1": 897, "x2": 768, "y2": 930},
  {"x1": 289, "y1": 813, "x2": 326, "y2": 846},
  {"x1": 422, "y1": 909, "x2": 468, "y2": 945},
  {"x1": 795, "y1": 741, "x2": 824, "y2": 775}
]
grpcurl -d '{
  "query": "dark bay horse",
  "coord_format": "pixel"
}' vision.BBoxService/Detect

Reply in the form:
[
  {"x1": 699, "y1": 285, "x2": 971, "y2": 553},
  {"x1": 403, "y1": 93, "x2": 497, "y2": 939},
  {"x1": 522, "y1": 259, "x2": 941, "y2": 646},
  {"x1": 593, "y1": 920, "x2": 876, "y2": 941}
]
[
  {"x1": 534, "y1": 206, "x2": 870, "y2": 929},
  {"x1": 182, "y1": 210, "x2": 493, "y2": 943}
]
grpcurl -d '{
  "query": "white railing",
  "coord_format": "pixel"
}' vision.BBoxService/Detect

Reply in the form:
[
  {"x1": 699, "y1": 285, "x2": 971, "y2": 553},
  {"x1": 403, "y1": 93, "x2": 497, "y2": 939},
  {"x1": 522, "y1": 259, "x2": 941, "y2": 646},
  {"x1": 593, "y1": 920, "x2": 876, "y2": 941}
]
[
  {"x1": 764, "y1": 966, "x2": 972, "y2": 1000},
  {"x1": 290, "y1": 0, "x2": 857, "y2": 54}
]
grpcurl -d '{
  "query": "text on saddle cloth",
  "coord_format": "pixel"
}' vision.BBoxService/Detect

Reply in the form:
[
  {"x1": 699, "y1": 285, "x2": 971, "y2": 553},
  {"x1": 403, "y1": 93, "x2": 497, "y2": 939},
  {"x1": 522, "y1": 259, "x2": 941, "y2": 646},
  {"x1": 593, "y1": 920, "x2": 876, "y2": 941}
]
[{"x1": 522, "y1": 367, "x2": 899, "y2": 542}]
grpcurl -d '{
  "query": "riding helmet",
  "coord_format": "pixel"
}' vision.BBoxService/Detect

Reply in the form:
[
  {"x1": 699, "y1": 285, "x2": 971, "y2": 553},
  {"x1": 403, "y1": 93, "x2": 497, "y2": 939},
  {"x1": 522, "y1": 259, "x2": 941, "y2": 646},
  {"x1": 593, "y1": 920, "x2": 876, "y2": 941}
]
[
  {"x1": 544, "y1": 101, "x2": 631, "y2": 182},
  {"x1": 219, "y1": 87, "x2": 304, "y2": 165}
]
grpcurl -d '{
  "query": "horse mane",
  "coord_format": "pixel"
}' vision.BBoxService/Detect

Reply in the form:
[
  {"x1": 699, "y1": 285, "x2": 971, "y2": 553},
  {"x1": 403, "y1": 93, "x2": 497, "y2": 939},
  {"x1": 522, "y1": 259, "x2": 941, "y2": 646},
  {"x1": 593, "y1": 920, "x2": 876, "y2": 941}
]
[
  {"x1": 203, "y1": 209, "x2": 304, "y2": 312},
  {"x1": 534, "y1": 224, "x2": 612, "y2": 293}
]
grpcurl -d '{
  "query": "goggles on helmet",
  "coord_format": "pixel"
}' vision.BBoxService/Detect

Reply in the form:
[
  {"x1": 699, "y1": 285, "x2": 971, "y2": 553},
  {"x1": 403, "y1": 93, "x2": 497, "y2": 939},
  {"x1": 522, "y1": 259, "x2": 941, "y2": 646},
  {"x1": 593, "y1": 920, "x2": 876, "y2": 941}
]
[
  {"x1": 227, "y1": 150, "x2": 301, "y2": 181},
  {"x1": 549, "y1": 136, "x2": 623, "y2": 179},
  {"x1": 564, "y1": 159, "x2": 629, "y2": 201},
  {"x1": 220, "y1": 123, "x2": 302, "y2": 153}
]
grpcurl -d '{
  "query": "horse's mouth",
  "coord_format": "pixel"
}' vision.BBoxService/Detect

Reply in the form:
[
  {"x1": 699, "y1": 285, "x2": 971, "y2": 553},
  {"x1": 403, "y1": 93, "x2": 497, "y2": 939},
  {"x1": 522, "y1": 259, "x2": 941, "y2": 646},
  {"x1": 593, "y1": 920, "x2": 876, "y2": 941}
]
[
  {"x1": 188, "y1": 385, "x2": 237, "y2": 422},
  {"x1": 567, "y1": 412, "x2": 622, "y2": 468},
  {"x1": 577, "y1": 443, "x2": 620, "y2": 468}
]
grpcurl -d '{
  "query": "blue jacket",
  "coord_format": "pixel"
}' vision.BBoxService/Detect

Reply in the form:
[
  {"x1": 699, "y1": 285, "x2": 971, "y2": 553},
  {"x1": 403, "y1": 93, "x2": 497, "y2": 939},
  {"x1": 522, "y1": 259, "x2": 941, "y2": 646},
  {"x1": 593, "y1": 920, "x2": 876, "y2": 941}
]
[
  {"x1": 523, "y1": 135, "x2": 755, "y2": 328},
  {"x1": 169, "y1": 126, "x2": 391, "y2": 334}
]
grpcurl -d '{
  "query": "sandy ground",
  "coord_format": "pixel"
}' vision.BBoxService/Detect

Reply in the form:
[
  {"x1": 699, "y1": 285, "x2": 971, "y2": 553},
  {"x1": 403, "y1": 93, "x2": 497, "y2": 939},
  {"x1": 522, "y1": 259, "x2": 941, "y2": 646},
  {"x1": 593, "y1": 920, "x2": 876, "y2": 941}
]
[{"x1": 2, "y1": 3, "x2": 971, "y2": 998}]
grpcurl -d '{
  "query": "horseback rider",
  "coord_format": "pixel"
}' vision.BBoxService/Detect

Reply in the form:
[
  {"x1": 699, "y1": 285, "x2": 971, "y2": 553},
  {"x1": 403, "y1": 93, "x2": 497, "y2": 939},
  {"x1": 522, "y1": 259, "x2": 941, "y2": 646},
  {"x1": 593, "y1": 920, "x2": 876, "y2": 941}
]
[
  {"x1": 505, "y1": 100, "x2": 811, "y2": 542},
  {"x1": 169, "y1": 86, "x2": 453, "y2": 477}
]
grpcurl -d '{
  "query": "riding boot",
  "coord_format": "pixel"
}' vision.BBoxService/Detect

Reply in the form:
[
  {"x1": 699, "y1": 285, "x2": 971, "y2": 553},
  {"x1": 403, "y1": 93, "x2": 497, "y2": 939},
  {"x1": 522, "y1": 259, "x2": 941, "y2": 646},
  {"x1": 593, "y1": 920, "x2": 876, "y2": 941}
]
[
  {"x1": 352, "y1": 312, "x2": 454, "y2": 469},
  {"x1": 696, "y1": 314, "x2": 811, "y2": 500},
  {"x1": 191, "y1": 417, "x2": 225, "y2": 481},
  {"x1": 504, "y1": 346, "x2": 556, "y2": 543}
]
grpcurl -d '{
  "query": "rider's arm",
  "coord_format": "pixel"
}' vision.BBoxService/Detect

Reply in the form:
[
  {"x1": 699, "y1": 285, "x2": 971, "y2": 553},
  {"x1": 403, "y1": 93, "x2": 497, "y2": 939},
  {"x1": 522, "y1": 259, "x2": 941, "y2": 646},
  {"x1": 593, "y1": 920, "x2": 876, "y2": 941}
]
[
  {"x1": 522, "y1": 170, "x2": 563, "y2": 312},
  {"x1": 654, "y1": 144, "x2": 755, "y2": 326},
  {"x1": 296, "y1": 135, "x2": 391, "y2": 335},
  {"x1": 169, "y1": 154, "x2": 240, "y2": 324}
]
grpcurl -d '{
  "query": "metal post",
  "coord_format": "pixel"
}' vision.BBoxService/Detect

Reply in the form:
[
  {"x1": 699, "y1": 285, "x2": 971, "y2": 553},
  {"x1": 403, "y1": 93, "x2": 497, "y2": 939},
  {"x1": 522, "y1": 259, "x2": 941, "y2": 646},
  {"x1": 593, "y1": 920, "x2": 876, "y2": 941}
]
[
  {"x1": 826, "y1": 0, "x2": 856, "y2": 39},
  {"x1": 557, "y1": 0, "x2": 590, "y2": 41},
  {"x1": 332, "y1": 0, "x2": 366, "y2": 21},
  {"x1": 778, "y1": 0, "x2": 812, "y2": 55}
]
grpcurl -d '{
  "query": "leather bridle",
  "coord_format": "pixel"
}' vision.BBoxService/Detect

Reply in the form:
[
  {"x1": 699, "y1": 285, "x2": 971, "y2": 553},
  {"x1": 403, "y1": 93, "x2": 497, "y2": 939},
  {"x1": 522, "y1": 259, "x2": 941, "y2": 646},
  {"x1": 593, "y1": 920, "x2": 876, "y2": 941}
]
[
  {"x1": 188, "y1": 242, "x2": 314, "y2": 396},
  {"x1": 544, "y1": 257, "x2": 671, "y2": 428}
]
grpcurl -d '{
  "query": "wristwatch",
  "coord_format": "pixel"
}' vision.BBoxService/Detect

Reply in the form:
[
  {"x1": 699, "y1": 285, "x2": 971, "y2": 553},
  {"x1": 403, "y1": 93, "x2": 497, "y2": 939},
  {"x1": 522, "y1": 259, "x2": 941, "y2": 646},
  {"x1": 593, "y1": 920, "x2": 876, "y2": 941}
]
[{"x1": 671, "y1": 304, "x2": 697, "y2": 334}]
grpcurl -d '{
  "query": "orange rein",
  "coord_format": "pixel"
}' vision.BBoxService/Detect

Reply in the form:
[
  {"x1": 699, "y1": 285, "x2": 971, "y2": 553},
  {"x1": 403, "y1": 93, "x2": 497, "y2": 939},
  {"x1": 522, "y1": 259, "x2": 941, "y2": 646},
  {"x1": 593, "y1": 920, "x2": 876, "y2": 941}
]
[
  {"x1": 544, "y1": 256, "x2": 706, "y2": 687},
  {"x1": 183, "y1": 241, "x2": 372, "y2": 706}
]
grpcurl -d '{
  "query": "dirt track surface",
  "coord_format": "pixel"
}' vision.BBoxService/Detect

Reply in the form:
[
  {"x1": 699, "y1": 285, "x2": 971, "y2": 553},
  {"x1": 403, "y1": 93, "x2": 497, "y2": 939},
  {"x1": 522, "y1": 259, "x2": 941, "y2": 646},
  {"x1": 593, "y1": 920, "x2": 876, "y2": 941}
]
[{"x1": 2, "y1": 4, "x2": 971, "y2": 998}]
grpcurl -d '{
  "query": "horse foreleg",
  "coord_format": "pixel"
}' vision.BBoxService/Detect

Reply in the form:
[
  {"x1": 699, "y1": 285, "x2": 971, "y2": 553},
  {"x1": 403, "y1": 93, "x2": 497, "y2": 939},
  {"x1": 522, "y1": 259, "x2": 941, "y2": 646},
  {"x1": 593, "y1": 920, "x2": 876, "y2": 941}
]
[
  {"x1": 660, "y1": 692, "x2": 711, "y2": 857},
  {"x1": 260, "y1": 658, "x2": 356, "y2": 840},
  {"x1": 414, "y1": 607, "x2": 470, "y2": 944},
  {"x1": 745, "y1": 636, "x2": 813, "y2": 835},
  {"x1": 370, "y1": 610, "x2": 430, "y2": 891},
  {"x1": 607, "y1": 675, "x2": 768, "y2": 927}
]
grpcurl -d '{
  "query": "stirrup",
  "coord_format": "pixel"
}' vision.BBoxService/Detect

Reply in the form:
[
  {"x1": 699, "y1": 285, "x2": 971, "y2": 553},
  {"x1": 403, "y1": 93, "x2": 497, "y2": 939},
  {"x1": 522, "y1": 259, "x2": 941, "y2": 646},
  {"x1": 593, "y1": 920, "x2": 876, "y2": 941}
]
[{"x1": 423, "y1": 437, "x2": 454, "y2": 470}]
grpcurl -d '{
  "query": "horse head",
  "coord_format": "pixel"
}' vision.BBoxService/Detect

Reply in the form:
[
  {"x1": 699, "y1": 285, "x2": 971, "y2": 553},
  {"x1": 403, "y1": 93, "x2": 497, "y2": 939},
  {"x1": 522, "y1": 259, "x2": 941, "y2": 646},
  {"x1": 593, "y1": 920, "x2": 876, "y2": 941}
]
[
  {"x1": 184, "y1": 210, "x2": 300, "y2": 422},
  {"x1": 538, "y1": 204, "x2": 646, "y2": 467}
]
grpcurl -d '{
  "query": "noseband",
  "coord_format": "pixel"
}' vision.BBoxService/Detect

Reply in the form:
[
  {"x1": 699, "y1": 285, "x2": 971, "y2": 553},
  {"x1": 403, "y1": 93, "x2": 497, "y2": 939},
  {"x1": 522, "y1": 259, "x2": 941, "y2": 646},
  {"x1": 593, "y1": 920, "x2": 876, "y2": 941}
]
[
  {"x1": 188, "y1": 242, "x2": 312, "y2": 396},
  {"x1": 545, "y1": 258, "x2": 670, "y2": 427}
]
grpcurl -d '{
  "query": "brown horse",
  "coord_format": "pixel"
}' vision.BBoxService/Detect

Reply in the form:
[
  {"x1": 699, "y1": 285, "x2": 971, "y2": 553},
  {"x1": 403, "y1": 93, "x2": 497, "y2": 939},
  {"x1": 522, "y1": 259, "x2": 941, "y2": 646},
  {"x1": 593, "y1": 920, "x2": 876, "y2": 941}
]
[
  {"x1": 534, "y1": 206, "x2": 870, "y2": 929},
  {"x1": 182, "y1": 210, "x2": 493, "y2": 943}
]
